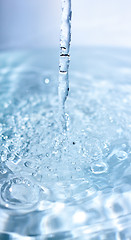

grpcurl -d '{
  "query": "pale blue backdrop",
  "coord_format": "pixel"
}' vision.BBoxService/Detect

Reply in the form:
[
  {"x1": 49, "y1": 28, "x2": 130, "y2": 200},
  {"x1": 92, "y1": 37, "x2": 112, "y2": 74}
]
[{"x1": 0, "y1": 0, "x2": 131, "y2": 49}]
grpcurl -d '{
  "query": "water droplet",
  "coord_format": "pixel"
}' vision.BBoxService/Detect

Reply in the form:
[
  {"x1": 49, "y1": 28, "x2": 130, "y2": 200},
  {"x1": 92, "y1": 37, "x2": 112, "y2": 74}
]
[
  {"x1": 4, "y1": 103, "x2": 9, "y2": 109},
  {"x1": 11, "y1": 154, "x2": 21, "y2": 165},
  {"x1": 82, "y1": 139, "x2": 102, "y2": 161},
  {"x1": 24, "y1": 161, "x2": 31, "y2": 167},
  {"x1": 45, "y1": 78, "x2": 50, "y2": 84},
  {"x1": 76, "y1": 167, "x2": 81, "y2": 172},
  {"x1": 0, "y1": 167, "x2": 7, "y2": 175},
  {"x1": 24, "y1": 161, "x2": 39, "y2": 170},
  {"x1": 91, "y1": 162, "x2": 108, "y2": 174},
  {"x1": 122, "y1": 144, "x2": 126, "y2": 149},
  {"x1": 32, "y1": 172, "x2": 42, "y2": 182},
  {"x1": 116, "y1": 151, "x2": 128, "y2": 161}
]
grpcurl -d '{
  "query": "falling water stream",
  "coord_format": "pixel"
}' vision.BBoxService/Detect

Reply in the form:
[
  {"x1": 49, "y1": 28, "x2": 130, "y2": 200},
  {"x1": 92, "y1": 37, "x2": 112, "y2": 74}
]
[
  {"x1": 0, "y1": 1, "x2": 131, "y2": 240},
  {"x1": 58, "y1": 0, "x2": 72, "y2": 130}
]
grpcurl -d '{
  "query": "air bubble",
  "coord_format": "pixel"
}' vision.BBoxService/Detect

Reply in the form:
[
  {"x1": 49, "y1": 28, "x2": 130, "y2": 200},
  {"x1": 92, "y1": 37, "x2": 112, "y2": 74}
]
[
  {"x1": 24, "y1": 161, "x2": 31, "y2": 167},
  {"x1": 24, "y1": 161, "x2": 39, "y2": 170},
  {"x1": 82, "y1": 138, "x2": 102, "y2": 162},
  {"x1": 115, "y1": 151, "x2": 128, "y2": 161},
  {"x1": 32, "y1": 172, "x2": 42, "y2": 182},
  {"x1": 45, "y1": 78, "x2": 50, "y2": 84},
  {"x1": 1, "y1": 177, "x2": 40, "y2": 209},
  {"x1": 122, "y1": 144, "x2": 126, "y2": 149},
  {"x1": 0, "y1": 167, "x2": 7, "y2": 175},
  {"x1": 91, "y1": 162, "x2": 108, "y2": 174}
]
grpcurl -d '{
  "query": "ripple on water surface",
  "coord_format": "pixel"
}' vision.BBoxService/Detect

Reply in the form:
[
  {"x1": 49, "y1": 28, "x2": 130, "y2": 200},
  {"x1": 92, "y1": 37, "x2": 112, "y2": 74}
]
[
  {"x1": 1, "y1": 177, "x2": 40, "y2": 209},
  {"x1": 0, "y1": 49, "x2": 131, "y2": 239}
]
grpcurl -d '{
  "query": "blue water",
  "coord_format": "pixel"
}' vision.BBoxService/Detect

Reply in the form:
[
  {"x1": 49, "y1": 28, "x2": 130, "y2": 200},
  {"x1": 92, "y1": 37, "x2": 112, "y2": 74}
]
[{"x1": 0, "y1": 47, "x2": 131, "y2": 240}]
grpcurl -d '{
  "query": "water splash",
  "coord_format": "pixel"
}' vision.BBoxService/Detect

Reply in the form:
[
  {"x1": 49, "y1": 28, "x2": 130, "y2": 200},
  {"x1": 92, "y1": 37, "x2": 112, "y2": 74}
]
[
  {"x1": 58, "y1": 0, "x2": 72, "y2": 130},
  {"x1": 0, "y1": 49, "x2": 131, "y2": 239}
]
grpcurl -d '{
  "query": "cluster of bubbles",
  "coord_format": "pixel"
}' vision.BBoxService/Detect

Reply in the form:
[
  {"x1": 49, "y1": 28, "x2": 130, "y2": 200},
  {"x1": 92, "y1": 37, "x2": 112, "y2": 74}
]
[
  {"x1": 0, "y1": 50, "x2": 131, "y2": 238},
  {"x1": 0, "y1": 72, "x2": 130, "y2": 210}
]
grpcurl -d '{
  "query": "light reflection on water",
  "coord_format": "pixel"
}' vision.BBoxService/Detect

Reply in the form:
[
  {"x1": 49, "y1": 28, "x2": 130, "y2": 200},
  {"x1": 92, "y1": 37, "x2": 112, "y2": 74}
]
[{"x1": 0, "y1": 48, "x2": 131, "y2": 239}]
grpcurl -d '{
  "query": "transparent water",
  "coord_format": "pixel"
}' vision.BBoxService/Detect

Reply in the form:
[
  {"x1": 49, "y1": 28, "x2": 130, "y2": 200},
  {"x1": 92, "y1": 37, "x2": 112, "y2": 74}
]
[
  {"x1": 58, "y1": 0, "x2": 71, "y2": 130},
  {"x1": 0, "y1": 47, "x2": 131, "y2": 240}
]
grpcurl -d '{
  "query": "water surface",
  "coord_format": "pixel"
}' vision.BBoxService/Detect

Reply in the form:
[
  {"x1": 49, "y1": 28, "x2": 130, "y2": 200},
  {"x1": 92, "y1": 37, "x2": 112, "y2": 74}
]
[{"x1": 0, "y1": 47, "x2": 131, "y2": 240}]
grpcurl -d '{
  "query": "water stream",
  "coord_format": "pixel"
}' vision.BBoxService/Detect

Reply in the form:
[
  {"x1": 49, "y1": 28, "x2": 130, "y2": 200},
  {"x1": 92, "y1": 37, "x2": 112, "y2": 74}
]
[{"x1": 58, "y1": 0, "x2": 71, "y2": 130}]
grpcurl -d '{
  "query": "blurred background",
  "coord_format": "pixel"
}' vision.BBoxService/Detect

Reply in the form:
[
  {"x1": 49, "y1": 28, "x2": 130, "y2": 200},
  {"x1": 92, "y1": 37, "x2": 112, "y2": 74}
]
[{"x1": 0, "y1": 0, "x2": 131, "y2": 50}]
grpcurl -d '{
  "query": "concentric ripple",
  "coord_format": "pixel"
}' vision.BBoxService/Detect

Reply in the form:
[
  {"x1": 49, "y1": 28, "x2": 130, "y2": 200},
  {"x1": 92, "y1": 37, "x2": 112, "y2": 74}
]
[{"x1": 0, "y1": 48, "x2": 131, "y2": 239}]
